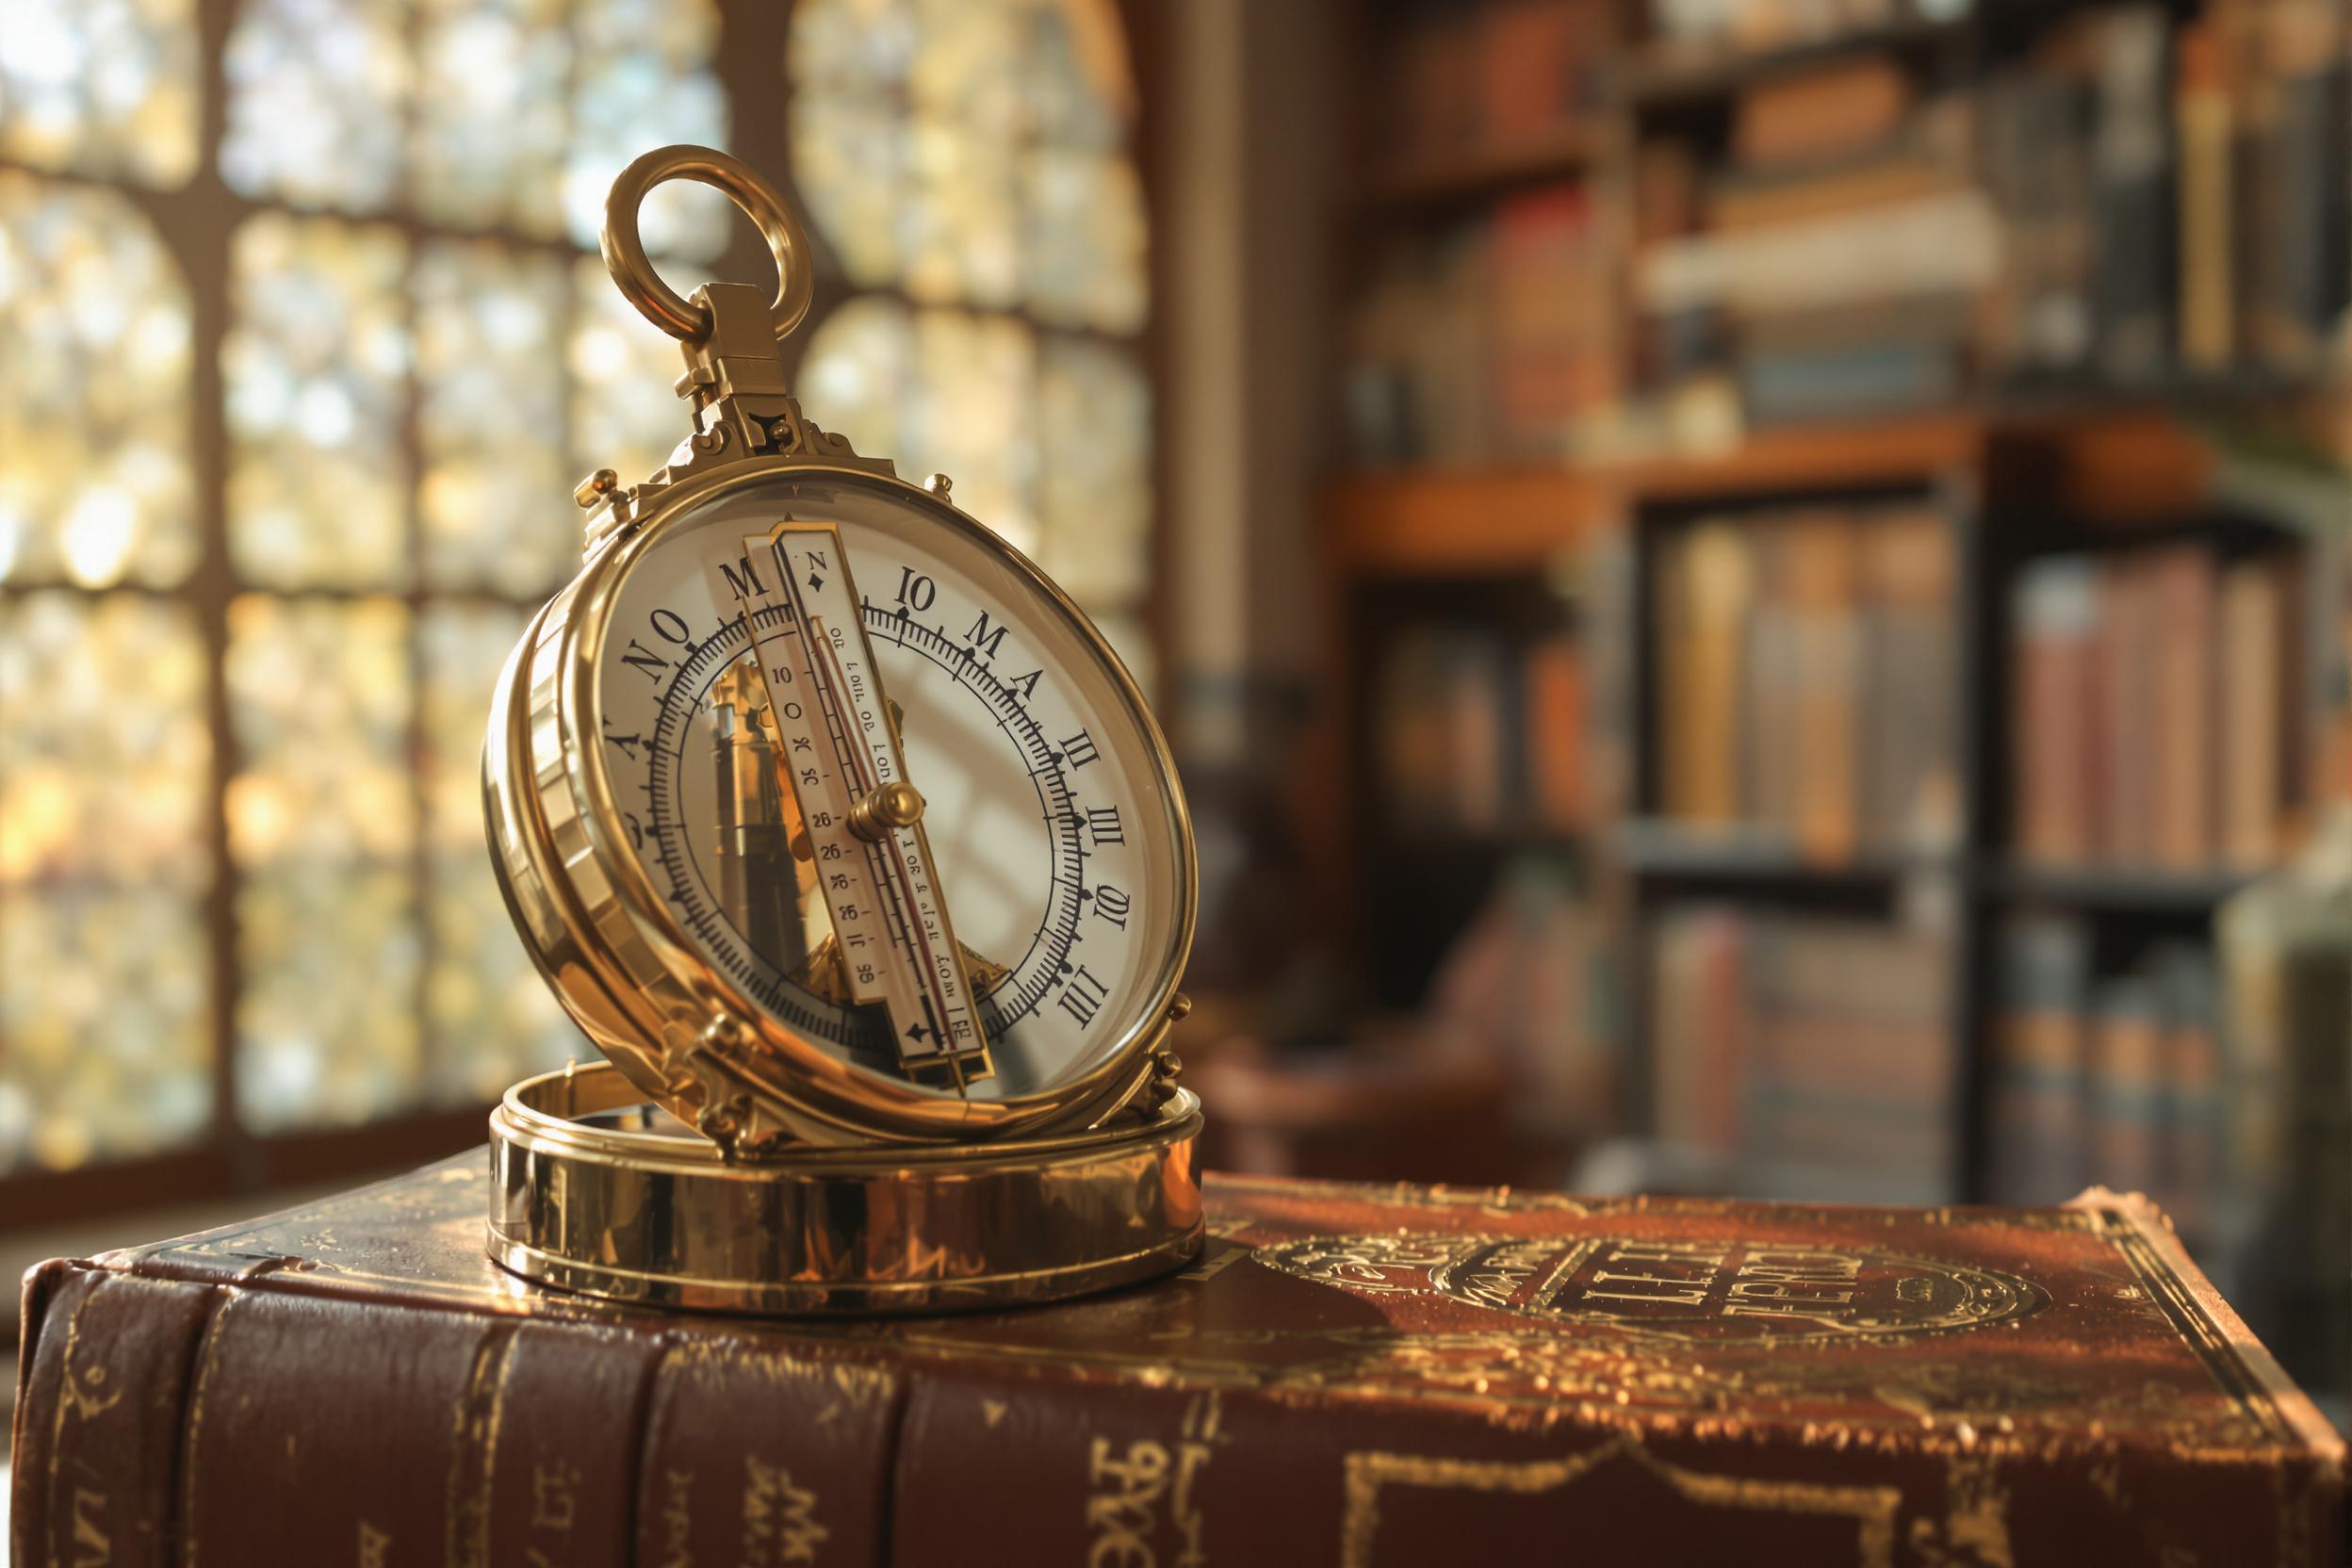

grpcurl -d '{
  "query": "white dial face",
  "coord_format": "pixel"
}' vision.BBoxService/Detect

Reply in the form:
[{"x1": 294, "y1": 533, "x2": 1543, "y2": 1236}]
[{"x1": 591, "y1": 470, "x2": 1185, "y2": 1103}]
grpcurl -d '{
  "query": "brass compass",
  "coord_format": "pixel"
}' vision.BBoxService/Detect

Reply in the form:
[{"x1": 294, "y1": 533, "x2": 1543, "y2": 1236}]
[{"x1": 481, "y1": 146, "x2": 1202, "y2": 1314}]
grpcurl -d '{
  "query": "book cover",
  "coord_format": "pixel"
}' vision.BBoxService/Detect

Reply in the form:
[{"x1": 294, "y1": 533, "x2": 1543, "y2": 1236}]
[
  {"x1": 14, "y1": 1158, "x2": 2344, "y2": 1566},
  {"x1": 1731, "y1": 56, "x2": 1916, "y2": 170}
]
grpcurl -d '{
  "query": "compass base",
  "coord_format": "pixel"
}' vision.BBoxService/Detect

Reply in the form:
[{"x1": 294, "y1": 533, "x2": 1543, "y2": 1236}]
[{"x1": 488, "y1": 1062, "x2": 1203, "y2": 1315}]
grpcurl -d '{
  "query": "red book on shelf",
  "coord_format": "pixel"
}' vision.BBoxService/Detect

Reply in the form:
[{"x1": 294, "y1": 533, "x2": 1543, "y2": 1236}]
[{"x1": 14, "y1": 1157, "x2": 2344, "y2": 1566}]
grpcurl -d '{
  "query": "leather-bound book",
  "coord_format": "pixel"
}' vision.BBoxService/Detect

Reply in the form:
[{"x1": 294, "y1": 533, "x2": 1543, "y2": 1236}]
[{"x1": 12, "y1": 1157, "x2": 2345, "y2": 1567}]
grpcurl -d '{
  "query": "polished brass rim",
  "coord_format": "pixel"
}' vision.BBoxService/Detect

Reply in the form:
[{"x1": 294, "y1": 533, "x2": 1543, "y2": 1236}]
[
  {"x1": 601, "y1": 144, "x2": 815, "y2": 344},
  {"x1": 484, "y1": 454, "x2": 1199, "y2": 1149},
  {"x1": 486, "y1": 1063, "x2": 1205, "y2": 1315}
]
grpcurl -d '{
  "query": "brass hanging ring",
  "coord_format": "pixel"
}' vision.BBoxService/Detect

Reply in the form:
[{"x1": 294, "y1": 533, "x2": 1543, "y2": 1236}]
[{"x1": 600, "y1": 144, "x2": 815, "y2": 345}]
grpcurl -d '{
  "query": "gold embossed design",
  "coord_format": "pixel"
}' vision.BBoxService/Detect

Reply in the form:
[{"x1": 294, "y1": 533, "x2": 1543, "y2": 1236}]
[
  {"x1": 1257, "y1": 1234, "x2": 2050, "y2": 1343},
  {"x1": 1339, "y1": 1440, "x2": 1903, "y2": 1568}
]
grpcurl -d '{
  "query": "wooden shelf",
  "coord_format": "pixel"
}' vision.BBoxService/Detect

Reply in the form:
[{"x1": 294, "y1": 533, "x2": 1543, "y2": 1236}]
[
  {"x1": 1322, "y1": 468, "x2": 1599, "y2": 575},
  {"x1": 1610, "y1": 819, "x2": 1955, "y2": 889},
  {"x1": 1321, "y1": 406, "x2": 2319, "y2": 575},
  {"x1": 1358, "y1": 122, "x2": 1610, "y2": 210},
  {"x1": 1629, "y1": 14, "x2": 1970, "y2": 106},
  {"x1": 1364, "y1": 825, "x2": 1586, "y2": 859},
  {"x1": 1592, "y1": 414, "x2": 1988, "y2": 502},
  {"x1": 1989, "y1": 862, "x2": 2255, "y2": 913}
]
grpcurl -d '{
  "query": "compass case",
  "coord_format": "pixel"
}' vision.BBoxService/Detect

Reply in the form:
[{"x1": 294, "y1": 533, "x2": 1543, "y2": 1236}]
[{"x1": 487, "y1": 1062, "x2": 1204, "y2": 1314}]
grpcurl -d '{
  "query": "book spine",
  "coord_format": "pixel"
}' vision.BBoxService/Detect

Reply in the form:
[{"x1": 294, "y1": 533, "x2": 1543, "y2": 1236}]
[
  {"x1": 1786, "y1": 514, "x2": 1861, "y2": 864},
  {"x1": 2149, "y1": 547, "x2": 2218, "y2": 870},
  {"x1": 2090, "y1": 7, "x2": 2176, "y2": 382},
  {"x1": 10, "y1": 1263, "x2": 220, "y2": 1568},
  {"x1": 485, "y1": 1320, "x2": 668, "y2": 1565},
  {"x1": 179, "y1": 1288, "x2": 519, "y2": 1564},
  {"x1": 2175, "y1": 17, "x2": 2237, "y2": 370},
  {"x1": 16, "y1": 1269, "x2": 909, "y2": 1568},
  {"x1": 634, "y1": 1337, "x2": 902, "y2": 1567}
]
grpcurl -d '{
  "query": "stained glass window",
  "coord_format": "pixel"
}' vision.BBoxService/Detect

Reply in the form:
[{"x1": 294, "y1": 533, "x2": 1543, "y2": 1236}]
[
  {"x1": 0, "y1": 172, "x2": 199, "y2": 590},
  {"x1": 421, "y1": 603, "x2": 577, "y2": 1102},
  {"x1": 0, "y1": 594, "x2": 213, "y2": 1170},
  {"x1": 416, "y1": 242, "x2": 574, "y2": 594},
  {"x1": 791, "y1": 0, "x2": 1154, "y2": 681},
  {"x1": 0, "y1": 0, "x2": 202, "y2": 187},
  {"x1": 0, "y1": 0, "x2": 1152, "y2": 1186},
  {"x1": 225, "y1": 214, "x2": 414, "y2": 590},
  {"x1": 227, "y1": 596, "x2": 421, "y2": 1129}
]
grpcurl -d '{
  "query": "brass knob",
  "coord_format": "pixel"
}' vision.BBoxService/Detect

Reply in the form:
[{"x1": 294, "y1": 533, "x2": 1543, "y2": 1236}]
[
  {"x1": 574, "y1": 467, "x2": 618, "y2": 509},
  {"x1": 848, "y1": 780, "x2": 924, "y2": 841}
]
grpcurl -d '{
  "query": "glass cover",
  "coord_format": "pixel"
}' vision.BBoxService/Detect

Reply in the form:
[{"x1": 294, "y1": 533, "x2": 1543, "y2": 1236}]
[{"x1": 592, "y1": 468, "x2": 1183, "y2": 1103}]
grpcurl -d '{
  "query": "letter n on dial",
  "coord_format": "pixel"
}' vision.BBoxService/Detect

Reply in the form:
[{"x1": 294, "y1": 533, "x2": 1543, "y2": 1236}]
[{"x1": 721, "y1": 520, "x2": 995, "y2": 1090}]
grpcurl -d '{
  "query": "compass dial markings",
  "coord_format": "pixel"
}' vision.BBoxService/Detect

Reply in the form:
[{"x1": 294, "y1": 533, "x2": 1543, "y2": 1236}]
[{"x1": 594, "y1": 484, "x2": 1177, "y2": 1108}]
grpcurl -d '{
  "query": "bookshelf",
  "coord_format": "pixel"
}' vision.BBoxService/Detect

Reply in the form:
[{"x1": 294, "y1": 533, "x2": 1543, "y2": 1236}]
[
  {"x1": 1360, "y1": 122, "x2": 1619, "y2": 211},
  {"x1": 1318, "y1": 0, "x2": 2352, "y2": 1228},
  {"x1": 1321, "y1": 470, "x2": 1601, "y2": 574}
]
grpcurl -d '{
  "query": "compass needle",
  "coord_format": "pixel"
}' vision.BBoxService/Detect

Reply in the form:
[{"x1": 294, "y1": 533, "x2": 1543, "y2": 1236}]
[{"x1": 725, "y1": 524, "x2": 996, "y2": 1091}]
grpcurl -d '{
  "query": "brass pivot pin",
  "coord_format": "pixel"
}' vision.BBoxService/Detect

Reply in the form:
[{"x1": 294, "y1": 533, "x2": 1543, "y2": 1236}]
[{"x1": 847, "y1": 780, "x2": 924, "y2": 842}]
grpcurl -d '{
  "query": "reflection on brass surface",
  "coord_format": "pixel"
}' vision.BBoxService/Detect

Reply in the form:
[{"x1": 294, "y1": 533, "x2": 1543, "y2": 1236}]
[
  {"x1": 487, "y1": 1062, "x2": 1204, "y2": 1315},
  {"x1": 709, "y1": 660, "x2": 815, "y2": 970}
]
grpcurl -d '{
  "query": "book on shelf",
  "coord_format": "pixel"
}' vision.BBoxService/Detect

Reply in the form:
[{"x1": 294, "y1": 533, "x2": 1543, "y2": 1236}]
[
  {"x1": 1623, "y1": 0, "x2": 2352, "y2": 431},
  {"x1": 1980, "y1": 24, "x2": 2099, "y2": 376},
  {"x1": 1370, "y1": 0, "x2": 1615, "y2": 174},
  {"x1": 2011, "y1": 545, "x2": 2305, "y2": 874},
  {"x1": 1988, "y1": 919, "x2": 2228, "y2": 1235},
  {"x1": 1368, "y1": 620, "x2": 1589, "y2": 840},
  {"x1": 1343, "y1": 179, "x2": 1620, "y2": 466},
  {"x1": 1650, "y1": 905, "x2": 1956, "y2": 1204},
  {"x1": 2175, "y1": 14, "x2": 2237, "y2": 371},
  {"x1": 1645, "y1": 0, "x2": 1973, "y2": 57},
  {"x1": 1636, "y1": 41, "x2": 1996, "y2": 428},
  {"x1": 1981, "y1": 0, "x2": 2351, "y2": 384},
  {"x1": 1654, "y1": 500, "x2": 1960, "y2": 859},
  {"x1": 2090, "y1": 7, "x2": 2176, "y2": 384},
  {"x1": 1426, "y1": 850, "x2": 1613, "y2": 1131},
  {"x1": 1730, "y1": 54, "x2": 1920, "y2": 169},
  {"x1": 15, "y1": 1154, "x2": 2344, "y2": 1566},
  {"x1": 2234, "y1": 0, "x2": 2352, "y2": 372}
]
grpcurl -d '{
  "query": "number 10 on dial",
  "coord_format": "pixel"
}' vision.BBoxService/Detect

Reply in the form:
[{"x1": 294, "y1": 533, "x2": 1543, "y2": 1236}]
[{"x1": 726, "y1": 522, "x2": 994, "y2": 1090}]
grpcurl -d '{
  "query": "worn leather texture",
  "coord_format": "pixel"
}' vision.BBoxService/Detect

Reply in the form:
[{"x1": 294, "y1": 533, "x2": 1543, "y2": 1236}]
[{"x1": 10, "y1": 1155, "x2": 2344, "y2": 1566}]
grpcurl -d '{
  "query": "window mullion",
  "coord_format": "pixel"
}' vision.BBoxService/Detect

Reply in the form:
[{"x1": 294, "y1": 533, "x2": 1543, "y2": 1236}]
[{"x1": 188, "y1": 0, "x2": 251, "y2": 1181}]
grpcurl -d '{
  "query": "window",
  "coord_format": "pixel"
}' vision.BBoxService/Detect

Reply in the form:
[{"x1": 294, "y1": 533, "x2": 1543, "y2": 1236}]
[
  {"x1": 790, "y1": 0, "x2": 1155, "y2": 680},
  {"x1": 0, "y1": 0, "x2": 1153, "y2": 1201}
]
